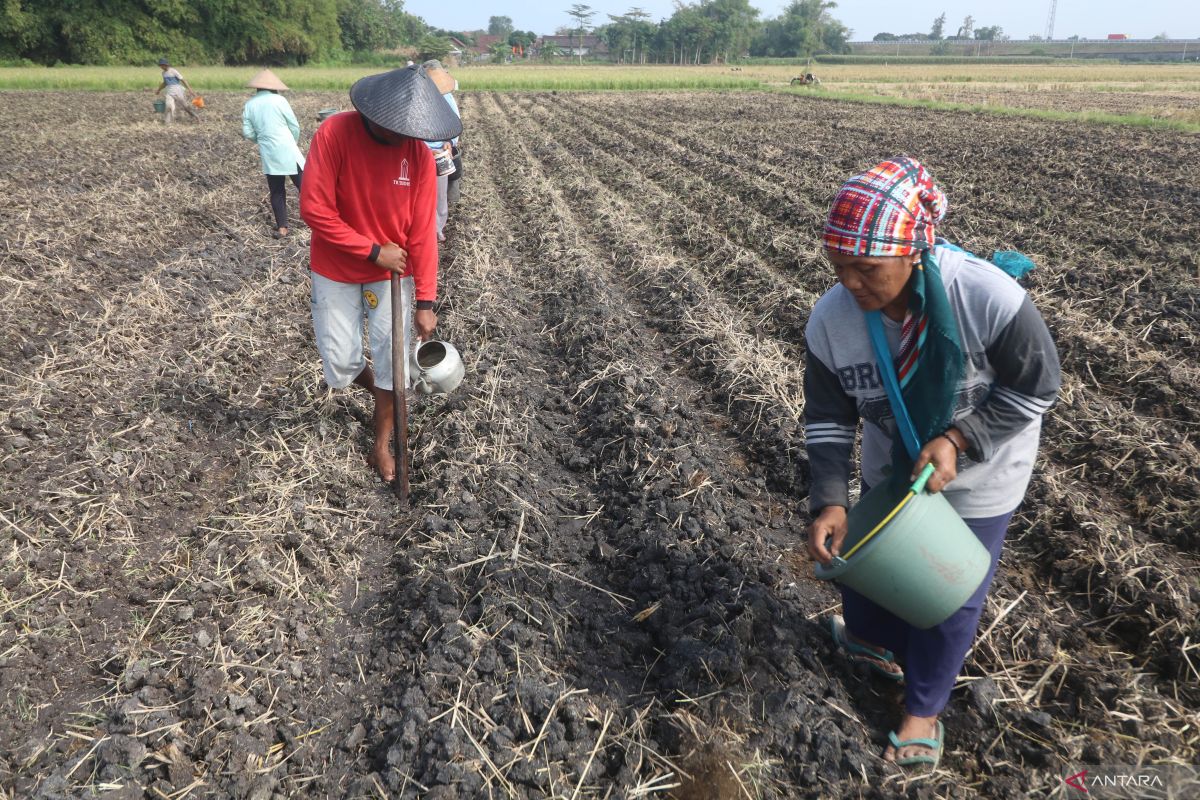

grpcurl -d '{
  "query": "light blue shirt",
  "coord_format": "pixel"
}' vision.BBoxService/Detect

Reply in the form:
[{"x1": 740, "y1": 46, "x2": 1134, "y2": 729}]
[
  {"x1": 241, "y1": 90, "x2": 305, "y2": 176},
  {"x1": 426, "y1": 92, "x2": 461, "y2": 151}
]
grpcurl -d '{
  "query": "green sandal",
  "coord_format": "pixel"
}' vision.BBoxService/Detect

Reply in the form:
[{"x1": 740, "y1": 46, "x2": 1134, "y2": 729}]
[
  {"x1": 829, "y1": 615, "x2": 904, "y2": 682},
  {"x1": 888, "y1": 720, "x2": 944, "y2": 769}
]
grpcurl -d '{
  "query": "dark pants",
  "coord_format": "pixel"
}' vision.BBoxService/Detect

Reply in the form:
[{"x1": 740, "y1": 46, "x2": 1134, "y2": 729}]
[
  {"x1": 266, "y1": 168, "x2": 303, "y2": 229},
  {"x1": 839, "y1": 506, "x2": 1015, "y2": 717}
]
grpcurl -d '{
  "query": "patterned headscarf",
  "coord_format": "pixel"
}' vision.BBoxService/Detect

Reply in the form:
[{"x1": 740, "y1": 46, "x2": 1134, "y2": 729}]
[
  {"x1": 824, "y1": 158, "x2": 964, "y2": 475},
  {"x1": 823, "y1": 157, "x2": 947, "y2": 258}
]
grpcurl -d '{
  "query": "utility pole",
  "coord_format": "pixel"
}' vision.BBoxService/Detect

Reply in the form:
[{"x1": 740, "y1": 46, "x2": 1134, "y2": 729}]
[{"x1": 1044, "y1": 0, "x2": 1057, "y2": 42}]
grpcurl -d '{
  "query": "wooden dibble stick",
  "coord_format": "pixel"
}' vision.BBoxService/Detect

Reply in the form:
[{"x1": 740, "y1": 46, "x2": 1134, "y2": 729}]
[{"x1": 390, "y1": 273, "x2": 410, "y2": 504}]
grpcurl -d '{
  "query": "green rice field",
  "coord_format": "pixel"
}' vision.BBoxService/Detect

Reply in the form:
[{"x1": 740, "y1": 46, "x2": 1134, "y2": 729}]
[{"x1": 1, "y1": 62, "x2": 1197, "y2": 129}]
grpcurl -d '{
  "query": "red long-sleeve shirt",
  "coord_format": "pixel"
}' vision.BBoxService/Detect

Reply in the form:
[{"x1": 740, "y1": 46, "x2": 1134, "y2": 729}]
[{"x1": 300, "y1": 111, "x2": 438, "y2": 301}]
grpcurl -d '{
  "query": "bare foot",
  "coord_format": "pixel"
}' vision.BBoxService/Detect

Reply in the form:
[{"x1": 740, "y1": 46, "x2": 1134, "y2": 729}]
[
  {"x1": 367, "y1": 441, "x2": 395, "y2": 482},
  {"x1": 883, "y1": 714, "x2": 940, "y2": 763},
  {"x1": 354, "y1": 369, "x2": 396, "y2": 483}
]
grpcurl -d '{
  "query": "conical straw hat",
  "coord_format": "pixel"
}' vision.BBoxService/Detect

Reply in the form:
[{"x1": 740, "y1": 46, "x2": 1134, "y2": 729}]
[
  {"x1": 349, "y1": 66, "x2": 463, "y2": 141},
  {"x1": 421, "y1": 59, "x2": 456, "y2": 94},
  {"x1": 247, "y1": 69, "x2": 289, "y2": 92}
]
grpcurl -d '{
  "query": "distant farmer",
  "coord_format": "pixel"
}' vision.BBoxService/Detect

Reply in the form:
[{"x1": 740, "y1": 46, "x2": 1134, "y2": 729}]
[
  {"x1": 421, "y1": 59, "x2": 461, "y2": 241},
  {"x1": 300, "y1": 66, "x2": 462, "y2": 481},
  {"x1": 241, "y1": 69, "x2": 305, "y2": 239},
  {"x1": 804, "y1": 157, "x2": 1060, "y2": 769},
  {"x1": 155, "y1": 58, "x2": 198, "y2": 123}
]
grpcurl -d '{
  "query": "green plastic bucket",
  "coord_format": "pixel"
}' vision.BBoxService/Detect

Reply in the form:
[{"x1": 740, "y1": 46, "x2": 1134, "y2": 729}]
[
  {"x1": 814, "y1": 464, "x2": 991, "y2": 629},
  {"x1": 153, "y1": 99, "x2": 166, "y2": 113}
]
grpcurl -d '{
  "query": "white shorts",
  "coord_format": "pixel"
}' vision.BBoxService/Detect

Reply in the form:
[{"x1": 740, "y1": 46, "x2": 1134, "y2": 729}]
[
  {"x1": 164, "y1": 91, "x2": 193, "y2": 117},
  {"x1": 310, "y1": 271, "x2": 412, "y2": 391}
]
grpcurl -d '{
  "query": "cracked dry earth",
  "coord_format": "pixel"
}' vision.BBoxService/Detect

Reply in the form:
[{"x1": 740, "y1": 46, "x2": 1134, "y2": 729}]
[{"x1": 1, "y1": 90, "x2": 1198, "y2": 799}]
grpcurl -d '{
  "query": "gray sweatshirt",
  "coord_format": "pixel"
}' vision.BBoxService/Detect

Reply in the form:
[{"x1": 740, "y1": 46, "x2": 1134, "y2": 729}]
[{"x1": 804, "y1": 245, "x2": 1061, "y2": 519}]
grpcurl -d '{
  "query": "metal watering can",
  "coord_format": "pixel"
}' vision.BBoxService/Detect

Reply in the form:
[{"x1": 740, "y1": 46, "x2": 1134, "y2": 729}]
[{"x1": 410, "y1": 340, "x2": 463, "y2": 395}]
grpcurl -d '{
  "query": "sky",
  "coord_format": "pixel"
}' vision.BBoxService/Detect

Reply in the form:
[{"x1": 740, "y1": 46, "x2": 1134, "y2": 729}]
[{"x1": 403, "y1": 1, "x2": 1199, "y2": 41}]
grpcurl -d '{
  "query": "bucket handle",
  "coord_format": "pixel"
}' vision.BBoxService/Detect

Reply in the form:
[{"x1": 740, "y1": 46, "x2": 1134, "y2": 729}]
[
  {"x1": 813, "y1": 463, "x2": 936, "y2": 580},
  {"x1": 907, "y1": 461, "x2": 936, "y2": 495},
  {"x1": 814, "y1": 555, "x2": 850, "y2": 580}
]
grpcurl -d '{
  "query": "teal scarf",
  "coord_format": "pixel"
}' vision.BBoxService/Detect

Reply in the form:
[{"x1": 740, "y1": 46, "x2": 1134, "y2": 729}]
[{"x1": 887, "y1": 248, "x2": 965, "y2": 486}]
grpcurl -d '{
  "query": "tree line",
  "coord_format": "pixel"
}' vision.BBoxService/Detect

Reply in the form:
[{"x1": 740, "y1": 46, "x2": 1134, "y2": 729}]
[
  {"x1": 436, "y1": 3, "x2": 852, "y2": 66},
  {"x1": 0, "y1": 0, "x2": 853, "y2": 66},
  {"x1": 553, "y1": 1, "x2": 852, "y2": 63},
  {"x1": 874, "y1": 13, "x2": 1005, "y2": 44},
  {"x1": 0, "y1": 0, "x2": 426, "y2": 65}
]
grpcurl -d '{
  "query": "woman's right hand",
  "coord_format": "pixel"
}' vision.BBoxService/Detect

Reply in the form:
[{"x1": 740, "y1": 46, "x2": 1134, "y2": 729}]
[{"x1": 807, "y1": 505, "x2": 848, "y2": 566}]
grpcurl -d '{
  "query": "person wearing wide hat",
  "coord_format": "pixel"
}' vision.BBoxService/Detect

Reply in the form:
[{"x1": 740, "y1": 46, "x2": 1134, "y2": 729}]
[
  {"x1": 421, "y1": 59, "x2": 462, "y2": 239},
  {"x1": 241, "y1": 69, "x2": 306, "y2": 238},
  {"x1": 299, "y1": 65, "x2": 462, "y2": 482},
  {"x1": 154, "y1": 58, "x2": 198, "y2": 123}
]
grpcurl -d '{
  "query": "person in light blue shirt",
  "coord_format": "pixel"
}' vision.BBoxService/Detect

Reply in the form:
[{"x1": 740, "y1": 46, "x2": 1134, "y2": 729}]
[
  {"x1": 442, "y1": 90, "x2": 464, "y2": 208},
  {"x1": 241, "y1": 69, "x2": 306, "y2": 238},
  {"x1": 422, "y1": 61, "x2": 462, "y2": 242}
]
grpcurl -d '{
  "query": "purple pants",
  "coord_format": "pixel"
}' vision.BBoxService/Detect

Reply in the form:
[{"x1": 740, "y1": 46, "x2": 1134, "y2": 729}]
[{"x1": 839, "y1": 507, "x2": 1016, "y2": 717}]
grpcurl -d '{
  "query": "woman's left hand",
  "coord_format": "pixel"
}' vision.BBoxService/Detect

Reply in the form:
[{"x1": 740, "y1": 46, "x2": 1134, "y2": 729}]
[{"x1": 911, "y1": 435, "x2": 959, "y2": 493}]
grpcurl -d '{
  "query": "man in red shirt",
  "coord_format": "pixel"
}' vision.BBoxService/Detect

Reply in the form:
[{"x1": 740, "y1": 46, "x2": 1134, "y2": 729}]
[{"x1": 301, "y1": 66, "x2": 463, "y2": 482}]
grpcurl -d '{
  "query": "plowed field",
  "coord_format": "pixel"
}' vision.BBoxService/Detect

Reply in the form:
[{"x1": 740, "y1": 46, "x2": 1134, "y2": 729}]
[{"x1": 2, "y1": 90, "x2": 1198, "y2": 799}]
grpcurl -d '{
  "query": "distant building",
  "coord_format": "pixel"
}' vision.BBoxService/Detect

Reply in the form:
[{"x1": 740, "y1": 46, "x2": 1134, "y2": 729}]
[
  {"x1": 474, "y1": 34, "x2": 505, "y2": 53},
  {"x1": 848, "y1": 35, "x2": 1195, "y2": 60},
  {"x1": 537, "y1": 34, "x2": 609, "y2": 57},
  {"x1": 446, "y1": 37, "x2": 467, "y2": 64},
  {"x1": 449, "y1": 33, "x2": 508, "y2": 62}
]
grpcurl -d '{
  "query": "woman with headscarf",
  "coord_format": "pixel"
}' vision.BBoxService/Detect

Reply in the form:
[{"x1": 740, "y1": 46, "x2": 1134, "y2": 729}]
[
  {"x1": 804, "y1": 157, "x2": 1061, "y2": 769},
  {"x1": 242, "y1": 69, "x2": 306, "y2": 238}
]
